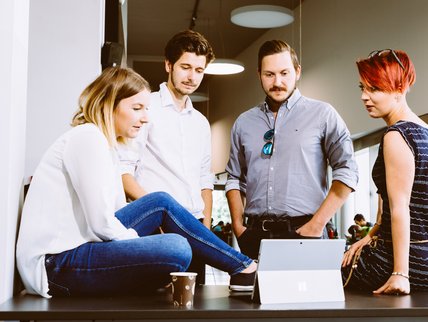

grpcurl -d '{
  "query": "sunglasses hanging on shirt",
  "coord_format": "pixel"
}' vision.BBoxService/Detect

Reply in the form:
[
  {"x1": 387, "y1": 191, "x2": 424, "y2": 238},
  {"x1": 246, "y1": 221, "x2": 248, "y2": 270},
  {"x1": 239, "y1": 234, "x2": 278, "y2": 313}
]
[{"x1": 262, "y1": 129, "x2": 275, "y2": 156}]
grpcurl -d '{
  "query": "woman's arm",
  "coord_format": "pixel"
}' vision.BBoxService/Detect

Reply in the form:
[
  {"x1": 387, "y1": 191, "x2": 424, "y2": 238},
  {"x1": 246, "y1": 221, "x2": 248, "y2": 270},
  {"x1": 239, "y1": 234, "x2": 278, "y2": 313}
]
[
  {"x1": 122, "y1": 173, "x2": 148, "y2": 200},
  {"x1": 64, "y1": 128, "x2": 138, "y2": 241},
  {"x1": 375, "y1": 194, "x2": 383, "y2": 226},
  {"x1": 342, "y1": 207, "x2": 381, "y2": 267},
  {"x1": 373, "y1": 131, "x2": 412, "y2": 295}
]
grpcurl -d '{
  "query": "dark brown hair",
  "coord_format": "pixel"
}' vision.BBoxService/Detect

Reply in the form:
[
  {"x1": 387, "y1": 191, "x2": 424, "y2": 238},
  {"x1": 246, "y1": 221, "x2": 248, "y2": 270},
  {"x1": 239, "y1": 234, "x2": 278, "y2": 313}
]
[{"x1": 164, "y1": 30, "x2": 215, "y2": 66}]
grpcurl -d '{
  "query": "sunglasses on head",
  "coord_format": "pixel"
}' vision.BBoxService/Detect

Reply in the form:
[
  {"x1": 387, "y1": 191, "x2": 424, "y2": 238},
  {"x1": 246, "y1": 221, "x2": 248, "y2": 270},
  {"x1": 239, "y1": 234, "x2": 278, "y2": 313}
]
[
  {"x1": 262, "y1": 129, "x2": 274, "y2": 156},
  {"x1": 368, "y1": 49, "x2": 405, "y2": 70}
]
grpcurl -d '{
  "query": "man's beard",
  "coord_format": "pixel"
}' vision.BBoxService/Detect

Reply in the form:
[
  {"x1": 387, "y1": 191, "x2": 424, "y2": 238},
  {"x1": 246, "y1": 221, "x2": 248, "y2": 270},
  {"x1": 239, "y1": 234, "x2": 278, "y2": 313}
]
[
  {"x1": 170, "y1": 70, "x2": 198, "y2": 96},
  {"x1": 265, "y1": 85, "x2": 295, "y2": 103}
]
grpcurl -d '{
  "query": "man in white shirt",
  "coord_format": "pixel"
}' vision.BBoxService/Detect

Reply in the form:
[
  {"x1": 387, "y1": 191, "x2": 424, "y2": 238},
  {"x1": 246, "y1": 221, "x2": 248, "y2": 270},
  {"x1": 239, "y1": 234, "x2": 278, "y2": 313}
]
[
  {"x1": 120, "y1": 30, "x2": 215, "y2": 228},
  {"x1": 121, "y1": 30, "x2": 215, "y2": 218},
  {"x1": 119, "y1": 30, "x2": 215, "y2": 283}
]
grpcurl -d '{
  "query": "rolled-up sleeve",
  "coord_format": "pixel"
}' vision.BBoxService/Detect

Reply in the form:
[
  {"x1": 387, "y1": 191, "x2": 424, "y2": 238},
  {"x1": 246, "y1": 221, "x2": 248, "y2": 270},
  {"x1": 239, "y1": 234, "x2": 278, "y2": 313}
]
[
  {"x1": 225, "y1": 120, "x2": 247, "y2": 193},
  {"x1": 117, "y1": 143, "x2": 140, "y2": 176},
  {"x1": 323, "y1": 107, "x2": 359, "y2": 191}
]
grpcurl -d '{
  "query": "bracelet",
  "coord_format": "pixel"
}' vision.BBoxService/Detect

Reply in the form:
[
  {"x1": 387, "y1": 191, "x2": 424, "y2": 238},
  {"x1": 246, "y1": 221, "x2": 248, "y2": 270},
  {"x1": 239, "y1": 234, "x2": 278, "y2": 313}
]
[{"x1": 391, "y1": 272, "x2": 409, "y2": 279}]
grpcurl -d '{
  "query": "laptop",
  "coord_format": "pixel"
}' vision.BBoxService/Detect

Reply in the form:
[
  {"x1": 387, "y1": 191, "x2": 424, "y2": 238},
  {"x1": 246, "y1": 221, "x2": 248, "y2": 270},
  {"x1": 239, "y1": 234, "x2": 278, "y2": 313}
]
[{"x1": 252, "y1": 239, "x2": 346, "y2": 304}]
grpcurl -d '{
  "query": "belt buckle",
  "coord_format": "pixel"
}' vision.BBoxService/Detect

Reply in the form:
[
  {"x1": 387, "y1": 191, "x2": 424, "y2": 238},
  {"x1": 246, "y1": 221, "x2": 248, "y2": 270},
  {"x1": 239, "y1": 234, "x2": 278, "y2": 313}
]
[{"x1": 261, "y1": 219, "x2": 275, "y2": 232}]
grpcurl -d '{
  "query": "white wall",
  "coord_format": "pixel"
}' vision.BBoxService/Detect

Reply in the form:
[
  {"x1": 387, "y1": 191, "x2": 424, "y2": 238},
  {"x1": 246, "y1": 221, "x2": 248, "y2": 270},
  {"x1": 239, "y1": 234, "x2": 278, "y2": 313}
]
[
  {"x1": 298, "y1": 0, "x2": 428, "y2": 136},
  {"x1": 0, "y1": 0, "x2": 30, "y2": 304},
  {"x1": 25, "y1": 0, "x2": 105, "y2": 178},
  {"x1": 210, "y1": 0, "x2": 428, "y2": 173},
  {"x1": 0, "y1": 0, "x2": 104, "y2": 303}
]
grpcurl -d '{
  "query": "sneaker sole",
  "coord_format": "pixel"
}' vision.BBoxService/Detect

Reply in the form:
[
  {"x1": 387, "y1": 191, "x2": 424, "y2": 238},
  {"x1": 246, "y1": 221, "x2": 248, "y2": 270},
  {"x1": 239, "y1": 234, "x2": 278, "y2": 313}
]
[{"x1": 229, "y1": 285, "x2": 254, "y2": 292}]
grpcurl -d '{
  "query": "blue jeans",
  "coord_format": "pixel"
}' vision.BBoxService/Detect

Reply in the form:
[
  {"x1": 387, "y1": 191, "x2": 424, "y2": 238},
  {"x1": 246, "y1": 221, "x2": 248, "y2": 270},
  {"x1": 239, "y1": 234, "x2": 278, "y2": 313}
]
[{"x1": 45, "y1": 192, "x2": 252, "y2": 296}]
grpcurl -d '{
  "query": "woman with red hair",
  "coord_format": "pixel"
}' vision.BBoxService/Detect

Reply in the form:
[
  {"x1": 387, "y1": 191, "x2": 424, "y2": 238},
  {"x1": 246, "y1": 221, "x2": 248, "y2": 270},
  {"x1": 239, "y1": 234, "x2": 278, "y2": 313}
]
[{"x1": 342, "y1": 50, "x2": 428, "y2": 295}]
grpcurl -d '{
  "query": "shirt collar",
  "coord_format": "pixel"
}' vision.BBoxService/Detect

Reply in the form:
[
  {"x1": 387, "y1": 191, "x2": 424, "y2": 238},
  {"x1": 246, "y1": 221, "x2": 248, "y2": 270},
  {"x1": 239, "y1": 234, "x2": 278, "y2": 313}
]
[
  {"x1": 159, "y1": 82, "x2": 194, "y2": 113},
  {"x1": 261, "y1": 88, "x2": 302, "y2": 112}
]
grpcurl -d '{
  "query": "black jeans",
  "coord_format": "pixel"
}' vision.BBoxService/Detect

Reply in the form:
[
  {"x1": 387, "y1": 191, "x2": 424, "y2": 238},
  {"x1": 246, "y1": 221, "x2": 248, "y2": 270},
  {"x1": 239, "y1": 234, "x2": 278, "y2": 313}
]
[{"x1": 237, "y1": 214, "x2": 324, "y2": 259}]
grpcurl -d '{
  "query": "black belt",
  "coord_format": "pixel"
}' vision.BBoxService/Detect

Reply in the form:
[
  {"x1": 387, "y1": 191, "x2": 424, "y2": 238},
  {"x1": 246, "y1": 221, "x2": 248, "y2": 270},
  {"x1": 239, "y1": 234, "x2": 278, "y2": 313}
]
[{"x1": 245, "y1": 214, "x2": 313, "y2": 232}]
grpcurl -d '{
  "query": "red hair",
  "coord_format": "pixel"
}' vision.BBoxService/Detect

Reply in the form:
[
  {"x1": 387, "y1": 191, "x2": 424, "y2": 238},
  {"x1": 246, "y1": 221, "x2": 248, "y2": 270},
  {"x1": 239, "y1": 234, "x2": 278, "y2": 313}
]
[{"x1": 356, "y1": 50, "x2": 416, "y2": 93}]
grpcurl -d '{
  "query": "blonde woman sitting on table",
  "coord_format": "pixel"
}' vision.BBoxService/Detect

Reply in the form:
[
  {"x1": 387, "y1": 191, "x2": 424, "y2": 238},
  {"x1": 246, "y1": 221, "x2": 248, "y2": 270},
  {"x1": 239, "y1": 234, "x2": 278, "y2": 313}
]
[
  {"x1": 342, "y1": 49, "x2": 428, "y2": 295},
  {"x1": 16, "y1": 67, "x2": 256, "y2": 298}
]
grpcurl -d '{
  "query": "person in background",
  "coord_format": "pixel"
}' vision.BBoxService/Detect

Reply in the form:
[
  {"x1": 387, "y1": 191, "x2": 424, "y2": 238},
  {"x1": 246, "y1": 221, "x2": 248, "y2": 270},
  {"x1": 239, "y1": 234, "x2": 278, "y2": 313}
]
[
  {"x1": 212, "y1": 220, "x2": 225, "y2": 233},
  {"x1": 353, "y1": 213, "x2": 372, "y2": 238},
  {"x1": 226, "y1": 39, "x2": 358, "y2": 259},
  {"x1": 326, "y1": 220, "x2": 338, "y2": 239},
  {"x1": 118, "y1": 29, "x2": 215, "y2": 285},
  {"x1": 16, "y1": 67, "x2": 256, "y2": 298},
  {"x1": 347, "y1": 224, "x2": 363, "y2": 245},
  {"x1": 354, "y1": 213, "x2": 373, "y2": 229},
  {"x1": 342, "y1": 49, "x2": 428, "y2": 295},
  {"x1": 212, "y1": 220, "x2": 225, "y2": 241}
]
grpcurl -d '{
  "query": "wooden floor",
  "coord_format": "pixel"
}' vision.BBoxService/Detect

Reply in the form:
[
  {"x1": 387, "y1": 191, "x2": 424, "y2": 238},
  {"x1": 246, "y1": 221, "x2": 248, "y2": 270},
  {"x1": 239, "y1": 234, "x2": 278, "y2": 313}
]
[{"x1": 1, "y1": 285, "x2": 428, "y2": 321}]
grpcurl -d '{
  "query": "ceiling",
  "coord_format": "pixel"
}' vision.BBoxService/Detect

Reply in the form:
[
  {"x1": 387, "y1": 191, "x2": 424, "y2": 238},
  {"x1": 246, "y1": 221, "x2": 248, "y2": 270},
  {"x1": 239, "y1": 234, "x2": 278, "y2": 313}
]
[{"x1": 126, "y1": 0, "x2": 301, "y2": 92}]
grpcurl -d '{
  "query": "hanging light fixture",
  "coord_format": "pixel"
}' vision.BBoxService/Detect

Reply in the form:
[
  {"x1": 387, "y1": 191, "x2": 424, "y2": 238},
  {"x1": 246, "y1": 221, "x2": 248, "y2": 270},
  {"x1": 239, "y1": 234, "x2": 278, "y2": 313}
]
[
  {"x1": 188, "y1": 0, "x2": 245, "y2": 76},
  {"x1": 204, "y1": 58, "x2": 245, "y2": 75},
  {"x1": 231, "y1": 5, "x2": 294, "y2": 28}
]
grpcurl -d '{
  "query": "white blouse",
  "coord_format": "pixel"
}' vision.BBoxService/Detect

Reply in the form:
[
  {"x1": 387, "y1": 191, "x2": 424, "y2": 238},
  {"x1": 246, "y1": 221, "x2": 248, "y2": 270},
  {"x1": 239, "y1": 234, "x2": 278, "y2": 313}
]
[{"x1": 16, "y1": 124, "x2": 138, "y2": 298}]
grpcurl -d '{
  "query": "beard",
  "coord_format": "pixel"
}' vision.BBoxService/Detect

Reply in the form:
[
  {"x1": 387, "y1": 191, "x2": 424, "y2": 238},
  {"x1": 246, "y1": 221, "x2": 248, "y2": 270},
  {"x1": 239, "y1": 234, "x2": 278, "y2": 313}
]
[
  {"x1": 170, "y1": 69, "x2": 198, "y2": 96},
  {"x1": 265, "y1": 86, "x2": 293, "y2": 103},
  {"x1": 260, "y1": 74, "x2": 298, "y2": 105}
]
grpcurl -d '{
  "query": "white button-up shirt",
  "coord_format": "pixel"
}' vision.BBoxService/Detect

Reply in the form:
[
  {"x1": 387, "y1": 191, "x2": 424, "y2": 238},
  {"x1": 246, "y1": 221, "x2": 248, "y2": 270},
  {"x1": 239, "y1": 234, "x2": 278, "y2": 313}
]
[
  {"x1": 17, "y1": 124, "x2": 138, "y2": 298},
  {"x1": 119, "y1": 83, "x2": 213, "y2": 218}
]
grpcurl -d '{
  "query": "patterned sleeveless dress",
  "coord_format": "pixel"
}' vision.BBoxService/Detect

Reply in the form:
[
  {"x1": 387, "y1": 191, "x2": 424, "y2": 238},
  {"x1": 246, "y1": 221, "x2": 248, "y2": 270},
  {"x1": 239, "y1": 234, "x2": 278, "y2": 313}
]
[{"x1": 343, "y1": 121, "x2": 428, "y2": 292}]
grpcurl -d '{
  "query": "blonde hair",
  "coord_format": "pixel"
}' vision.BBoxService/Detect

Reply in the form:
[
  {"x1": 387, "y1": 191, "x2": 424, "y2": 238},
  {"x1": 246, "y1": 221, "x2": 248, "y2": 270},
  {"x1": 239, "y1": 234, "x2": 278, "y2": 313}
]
[{"x1": 71, "y1": 67, "x2": 150, "y2": 146}]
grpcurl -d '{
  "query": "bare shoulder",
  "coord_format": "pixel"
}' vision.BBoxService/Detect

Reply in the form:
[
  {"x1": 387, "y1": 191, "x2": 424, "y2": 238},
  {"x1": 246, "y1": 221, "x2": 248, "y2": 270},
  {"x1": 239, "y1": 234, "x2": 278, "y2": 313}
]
[{"x1": 383, "y1": 131, "x2": 414, "y2": 163}]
